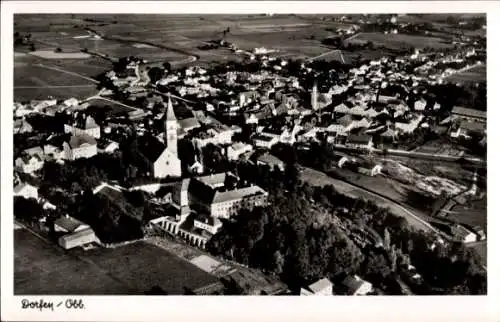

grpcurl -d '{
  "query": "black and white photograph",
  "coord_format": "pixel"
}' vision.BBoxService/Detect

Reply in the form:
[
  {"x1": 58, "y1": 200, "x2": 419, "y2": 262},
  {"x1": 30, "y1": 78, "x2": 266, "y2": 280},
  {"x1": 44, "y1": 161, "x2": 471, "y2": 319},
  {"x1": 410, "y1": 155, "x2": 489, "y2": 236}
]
[{"x1": 1, "y1": 1, "x2": 497, "y2": 321}]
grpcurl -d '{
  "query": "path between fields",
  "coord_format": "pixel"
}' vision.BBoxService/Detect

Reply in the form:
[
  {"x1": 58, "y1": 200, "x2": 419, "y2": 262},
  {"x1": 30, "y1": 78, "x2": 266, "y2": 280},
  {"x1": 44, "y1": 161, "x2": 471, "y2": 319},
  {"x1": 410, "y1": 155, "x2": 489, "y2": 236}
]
[
  {"x1": 34, "y1": 63, "x2": 99, "y2": 84},
  {"x1": 299, "y1": 167, "x2": 440, "y2": 234},
  {"x1": 307, "y1": 49, "x2": 345, "y2": 63}
]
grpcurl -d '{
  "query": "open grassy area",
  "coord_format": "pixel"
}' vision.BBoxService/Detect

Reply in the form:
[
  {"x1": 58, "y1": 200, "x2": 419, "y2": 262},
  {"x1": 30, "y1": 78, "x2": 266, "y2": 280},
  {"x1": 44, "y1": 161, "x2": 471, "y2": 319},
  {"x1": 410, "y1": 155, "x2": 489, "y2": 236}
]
[
  {"x1": 15, "y1": 228, "x2": 219, "y2": 295},
  {"x1": 87, "y1": 98, "x2": 135, "y2": 115},
  {"x1": 346, "y1": 32, "x2": 454, "y2": 50},
  {"x1": 447, "y1": 64, "x2": 486, "y2": 83},
  {"x1": 14, "y1": 63, "x2": 98, "y2": 101}
]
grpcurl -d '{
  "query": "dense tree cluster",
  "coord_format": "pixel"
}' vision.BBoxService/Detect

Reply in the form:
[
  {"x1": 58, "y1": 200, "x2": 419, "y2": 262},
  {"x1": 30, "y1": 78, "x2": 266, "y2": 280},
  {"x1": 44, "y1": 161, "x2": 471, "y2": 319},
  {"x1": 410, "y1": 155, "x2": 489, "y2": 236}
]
[{"x1": 207, "y1": 160, "x2": 486, "y2": 294}]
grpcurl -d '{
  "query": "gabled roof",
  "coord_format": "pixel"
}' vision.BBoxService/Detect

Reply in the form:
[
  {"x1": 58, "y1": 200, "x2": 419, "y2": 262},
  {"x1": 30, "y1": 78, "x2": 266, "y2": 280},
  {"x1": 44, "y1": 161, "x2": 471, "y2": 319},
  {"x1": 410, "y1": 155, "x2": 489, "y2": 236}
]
[
  {"x1": 138, "y1": 135, "x2": 167, "y2": 163},
  {"x1": 308, "y1": 278, "x2": 333, "y2": 294},
  {"x1": 341, "y1": 275, "x2": 370, "y2": 294},
  {"x1": 54, "y1": 215, "x2": 88, "y2": 233},
  {"x1": 69, "y1": 135, "x2": 97, "y2": 149}
]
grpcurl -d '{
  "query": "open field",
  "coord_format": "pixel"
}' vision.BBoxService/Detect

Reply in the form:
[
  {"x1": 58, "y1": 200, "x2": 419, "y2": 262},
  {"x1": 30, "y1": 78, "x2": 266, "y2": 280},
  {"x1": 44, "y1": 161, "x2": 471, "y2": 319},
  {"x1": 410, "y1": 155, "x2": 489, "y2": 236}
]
[
  {"x1": 86, "y1": 98, "x2": 135, "y2": 115},
  {"x1": 14, "y1": 63, "x2": 98, "y2": 101},
  {"x1": 29, "y1": 50, "x2": 91, "y2": 59},
  {"x1": 446, "y1": 64, "x2": 486, "y2": 83},
  {"x1": 15, "y1": 14, "x2": 350, "y2": 66},
  {"x1": 345, "y1": 32, "x2": 454, "y2": 50},
  {"x1": 15, "y1": 228, "x2": 219, "y2": 295},
  {"x1": 448, "y1": 198, "x2": 487, "y2": 229}
]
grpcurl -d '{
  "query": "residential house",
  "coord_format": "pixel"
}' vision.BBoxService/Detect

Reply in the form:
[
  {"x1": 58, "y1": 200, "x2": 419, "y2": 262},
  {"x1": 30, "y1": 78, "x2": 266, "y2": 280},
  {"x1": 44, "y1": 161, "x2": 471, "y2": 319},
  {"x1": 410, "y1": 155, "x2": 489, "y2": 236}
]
[
  {"x1": 63, "y1": 135, "x2": 98, "y2": 160},
  {"x1": 300, "y1": 278, "x2": 334, "y2": 296},
  {"x1": 345, "y1": 134, "x2": 374, "y2": 150},
  {"x1": 340, "y1": 275, "x2": 373, "y2": 295},
  {"x1": 14, "y1": 154, "x2": 44, "y2": 174},
  {"x1": 451, "y1": 224, "x2": 477, "y2": 243},
  {"x1": 256, "y1": 153, "x2": 285, "y2": 171},
  {"x1": 63, "y1": 97, "x2": 80, "y2": 107},
  {"x1": 97, "y1": 140, "x2": 120, "y2": 154},
  {"x1": 413, "y1": 99, "x2": 427, "y2": 111},
  {"x1": 334, "y1": 103, "x2": 352, "y2": 114},
  {"x1": 14, "y1": 182, "x2": 38, "y2": 200},
  {"x1": 194, "y1": 123, "x2": 239, "y2": 148},
  {"x1": 64, "y1": 115, "x2": 101, "y2": 139},
  {"x1": 227, "y1": 142, "x2": 253, "y2": 161},
  {"x1": 14, "y1": 118, "x2": 33, "y2": 134},
  {"x1": 354, "y1": 160, "x2": 384, "y2": 176},
  {"x1": 395, "y1": 115, "x2": 424, "y2": 134},
  {"x1": 253, "y1": 133, "x2": 279, "y2": 149}
]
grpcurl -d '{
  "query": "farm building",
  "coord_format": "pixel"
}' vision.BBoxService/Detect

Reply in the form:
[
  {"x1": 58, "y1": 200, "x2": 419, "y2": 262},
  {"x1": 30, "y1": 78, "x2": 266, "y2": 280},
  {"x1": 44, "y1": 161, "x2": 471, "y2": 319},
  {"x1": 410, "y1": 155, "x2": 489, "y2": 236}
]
[{"x1": 58, "y1": 228, "x2": 98, "y2": 250}]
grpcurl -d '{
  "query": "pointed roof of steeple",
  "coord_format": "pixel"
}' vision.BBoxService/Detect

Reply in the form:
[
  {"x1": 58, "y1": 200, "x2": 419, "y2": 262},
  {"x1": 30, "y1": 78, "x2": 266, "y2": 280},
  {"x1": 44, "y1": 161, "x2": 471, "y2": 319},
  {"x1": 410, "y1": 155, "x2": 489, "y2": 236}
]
[{"x1": 166, "y1": 94, "x2": 176, "y2": 121}]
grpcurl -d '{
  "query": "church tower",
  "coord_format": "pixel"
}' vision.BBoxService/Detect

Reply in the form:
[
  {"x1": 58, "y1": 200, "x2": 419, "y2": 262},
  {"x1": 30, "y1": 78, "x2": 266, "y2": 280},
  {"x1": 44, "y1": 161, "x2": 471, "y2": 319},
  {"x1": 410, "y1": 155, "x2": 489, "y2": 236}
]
[
  {"x1": 165, "y1": 94, "x2": 178, "y2": 157},
  {"x1": 311, "y1": 82, "x2": 318, "y2": 111}
]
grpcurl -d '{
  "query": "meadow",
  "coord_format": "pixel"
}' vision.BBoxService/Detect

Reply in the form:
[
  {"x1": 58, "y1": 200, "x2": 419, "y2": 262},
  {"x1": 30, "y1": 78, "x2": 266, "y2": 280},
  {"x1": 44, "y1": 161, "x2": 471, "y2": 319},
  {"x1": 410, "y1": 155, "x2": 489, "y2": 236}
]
[{"x1": 15, "y1": 228, "x2": 219, "y2": 295}]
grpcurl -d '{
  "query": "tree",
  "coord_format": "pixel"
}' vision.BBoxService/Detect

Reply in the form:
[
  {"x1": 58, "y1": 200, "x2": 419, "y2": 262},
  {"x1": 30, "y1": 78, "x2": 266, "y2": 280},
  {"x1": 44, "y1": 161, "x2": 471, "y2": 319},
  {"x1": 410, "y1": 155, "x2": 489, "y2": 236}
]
[
  {"x1": 147, "y1": 67, "x2": 164, "y2": 84},
  {"x1": 14, "y1": 197, "x2": 45, "y2": 224},
  {"x1": 162, "y1": 61, "x2": 172, "y2": 72}
]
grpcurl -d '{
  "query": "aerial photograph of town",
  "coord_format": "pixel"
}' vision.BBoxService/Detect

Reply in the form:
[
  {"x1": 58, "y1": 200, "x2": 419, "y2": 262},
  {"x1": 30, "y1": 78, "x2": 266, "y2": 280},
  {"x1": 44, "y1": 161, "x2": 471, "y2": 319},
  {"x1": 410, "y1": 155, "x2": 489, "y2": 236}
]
[{"x1": 12, "y1": 13, "x2": 487, "y2": 296}]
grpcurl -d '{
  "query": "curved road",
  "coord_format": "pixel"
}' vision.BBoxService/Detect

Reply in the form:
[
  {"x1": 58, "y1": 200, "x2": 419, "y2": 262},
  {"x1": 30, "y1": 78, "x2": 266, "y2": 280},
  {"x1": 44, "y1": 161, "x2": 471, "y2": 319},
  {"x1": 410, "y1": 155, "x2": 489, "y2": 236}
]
[{"x1": 299, "y1": 167, "x2": 440, "y2": 234}]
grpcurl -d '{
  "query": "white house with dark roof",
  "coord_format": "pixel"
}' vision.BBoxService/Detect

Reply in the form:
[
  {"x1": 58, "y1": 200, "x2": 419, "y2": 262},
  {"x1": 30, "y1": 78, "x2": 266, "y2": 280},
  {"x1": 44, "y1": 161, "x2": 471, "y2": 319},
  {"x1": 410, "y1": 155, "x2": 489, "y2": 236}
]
[{"x1": 63, "y1": 135, "x2": 98, "y2": 160}]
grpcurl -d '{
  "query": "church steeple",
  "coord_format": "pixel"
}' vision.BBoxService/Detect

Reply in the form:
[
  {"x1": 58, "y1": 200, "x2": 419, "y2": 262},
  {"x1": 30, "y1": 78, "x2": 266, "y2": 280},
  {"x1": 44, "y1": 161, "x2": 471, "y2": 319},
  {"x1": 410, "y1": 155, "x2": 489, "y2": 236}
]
[
  {"x1": 165, "y1": 94, "x2": 178, "y2": 157},
  {"x1": 166, "y1": 94, "x2": 177, "y2": 121},
  {"x1": 311, "y1": 82, "x2": 318, "y2": 111}
]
